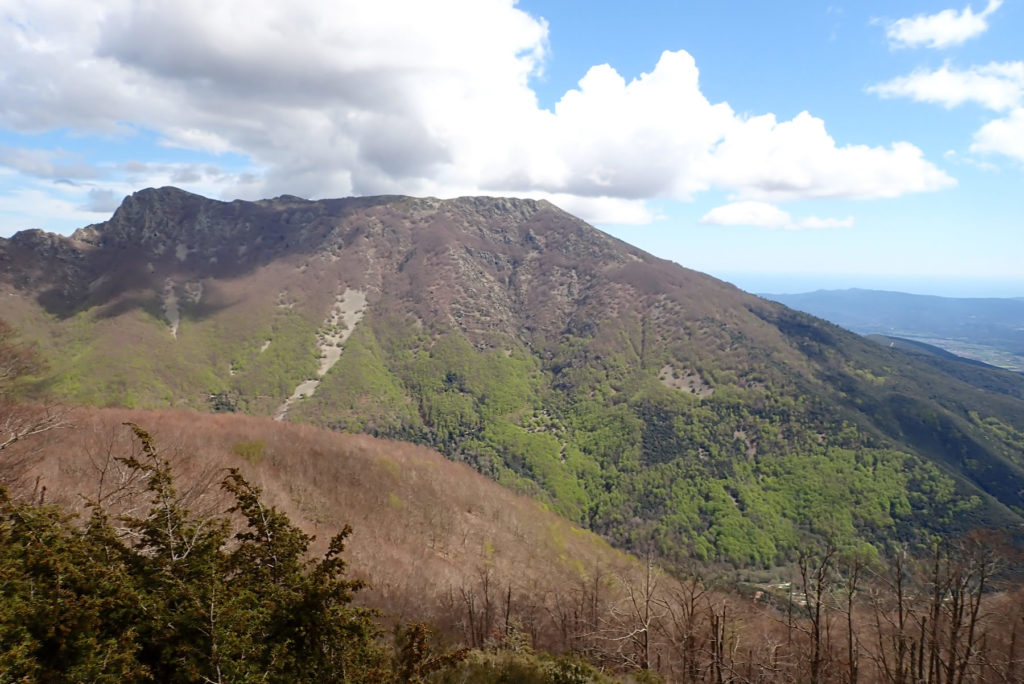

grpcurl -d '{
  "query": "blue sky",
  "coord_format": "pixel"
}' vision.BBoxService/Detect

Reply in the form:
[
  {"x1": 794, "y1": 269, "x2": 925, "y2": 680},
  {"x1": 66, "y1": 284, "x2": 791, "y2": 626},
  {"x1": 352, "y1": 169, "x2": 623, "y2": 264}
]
[{"x1": 0, "y1": 0, "x2": 1021, "y2": 295}]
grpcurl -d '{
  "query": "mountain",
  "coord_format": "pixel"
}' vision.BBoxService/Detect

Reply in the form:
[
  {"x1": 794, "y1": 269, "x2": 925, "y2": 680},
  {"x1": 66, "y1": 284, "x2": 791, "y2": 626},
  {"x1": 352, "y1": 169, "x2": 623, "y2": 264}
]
[
  {"x1": 3, "y1": 187, "x2": 1024, "y2": 565},
  {"x1": 763, "y1": 289, "x2": 1024, "y2": 372}
]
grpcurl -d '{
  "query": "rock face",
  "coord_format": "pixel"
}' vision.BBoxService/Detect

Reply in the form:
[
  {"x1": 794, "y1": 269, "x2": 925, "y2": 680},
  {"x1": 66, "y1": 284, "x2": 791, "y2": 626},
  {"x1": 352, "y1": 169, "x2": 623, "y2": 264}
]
[
  {"x1": 3, "y1": 187, "x2": 1024, "y2": 564},
  {"x1": 8, "y1": 190, "x2": 622, "y2": 324},
  {"x1": 4, "y1": 187, "x2": 746, "y2": 354}
]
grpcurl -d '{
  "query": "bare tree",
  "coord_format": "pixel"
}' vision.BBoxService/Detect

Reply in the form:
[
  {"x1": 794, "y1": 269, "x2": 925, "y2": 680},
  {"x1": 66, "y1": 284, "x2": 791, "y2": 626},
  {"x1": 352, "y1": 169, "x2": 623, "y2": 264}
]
[
  {"x1": 867, "y1": 546, "x2": 918, "y2": 684},
  {"x1": 603, "y1": 552, "x2": 667, "y2": 672},
  {"x1": 797, "y1": 542, "x2": 837, "y2": 684},
  {"x1": 833, "y1": 547, "x2": 874, "y2": 684},
  {"x1": 657, "y1": 567, "x2": 712, "y2": 681},
  {"x1": 0, "y1": 318, "x2": 68, "y2": 485},
  {"x1": 455, "y1": 563, "x2": 497, "y2": 648}
]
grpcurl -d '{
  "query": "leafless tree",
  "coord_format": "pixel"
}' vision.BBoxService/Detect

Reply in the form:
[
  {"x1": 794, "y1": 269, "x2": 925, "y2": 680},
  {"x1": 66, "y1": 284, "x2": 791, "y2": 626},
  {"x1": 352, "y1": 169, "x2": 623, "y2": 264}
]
[
  {"x1": 602, "y1": 552, "x2": 667, "y2": 672},
  {"x1": 796, "y1": 542, "x2": 837, "y2": 684},
  {"x1": 0, "y1": 318, "x2": 69, "y2": 485}
]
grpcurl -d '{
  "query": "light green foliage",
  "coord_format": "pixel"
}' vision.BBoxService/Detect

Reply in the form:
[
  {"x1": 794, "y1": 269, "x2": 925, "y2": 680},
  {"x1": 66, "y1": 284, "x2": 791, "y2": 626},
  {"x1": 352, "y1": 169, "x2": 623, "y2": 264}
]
[
  {"x1": 226, "y1": 310, "x2": 321, "y2": 413},
  {"x1": 231, "y1": 439, "x2": 266, "y2": 463},
  {"x1": 35, "y1": 298, "x2": 320, "y2": 413},
  {"x1": 297, "y1": 320, "x2": 423, "y2": 435},
  {"x1": 435, "y1": 649, "x2": 617, "y2": 684},
  {"x1": 477, "y1": 421, "x2": 588, "y2": 523},
  {"x1": 333, "y1": 314, "x2": 990, "y2": 567}
]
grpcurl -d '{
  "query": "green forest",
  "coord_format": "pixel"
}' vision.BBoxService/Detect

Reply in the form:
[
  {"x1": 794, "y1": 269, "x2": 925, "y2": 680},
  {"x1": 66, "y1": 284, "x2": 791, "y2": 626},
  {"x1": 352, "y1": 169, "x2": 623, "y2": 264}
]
[{"x1": 285, "y1": 312, "x2": 1020, "y2": 567}]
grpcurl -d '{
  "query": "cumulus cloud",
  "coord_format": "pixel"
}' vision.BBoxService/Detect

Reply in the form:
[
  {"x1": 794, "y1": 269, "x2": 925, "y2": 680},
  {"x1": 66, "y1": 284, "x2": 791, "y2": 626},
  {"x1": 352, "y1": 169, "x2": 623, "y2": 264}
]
[
  {"x1": 699, "y1": 201, "x2": 853, "y2": 230},
  {"x1": 0, "y1": 0, "x2": 954, "y2": 226},
  {"x1": 870, "y1": 62, "x2": 1024, "y2": 166},
  {"x1": 701, "y1": 111, "x2": 954, "y2": 201},
  {"x1": 971, "y1": 108, "x2": 1024, "y2": 162},
  {"x1": 885, "y1": 0, "x2": 1003, "y2": 49},
  {"x1": 537, "y1": 194, "x2": 658, "y2": 226},
  {"x1": 869, "y1": 62, "x2": 1024, "y2": 111}
]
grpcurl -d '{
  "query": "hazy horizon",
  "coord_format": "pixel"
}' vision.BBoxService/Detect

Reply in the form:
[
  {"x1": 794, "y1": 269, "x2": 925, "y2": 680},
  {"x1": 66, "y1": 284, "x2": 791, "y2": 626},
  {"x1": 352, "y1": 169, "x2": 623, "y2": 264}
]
[{"x1": 713, "y1": 271, "x2": 1024, "y2": 299}]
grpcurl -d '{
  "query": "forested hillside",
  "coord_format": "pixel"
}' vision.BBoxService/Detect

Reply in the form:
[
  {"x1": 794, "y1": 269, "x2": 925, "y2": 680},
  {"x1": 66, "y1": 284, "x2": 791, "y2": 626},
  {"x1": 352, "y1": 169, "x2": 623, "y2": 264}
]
[
  {"x1": 2, "y1": 188, "x2": 1024, "y2": 566},
  {"x1": 3, "y1": 312, "x2": 1024, "y2": 681}
]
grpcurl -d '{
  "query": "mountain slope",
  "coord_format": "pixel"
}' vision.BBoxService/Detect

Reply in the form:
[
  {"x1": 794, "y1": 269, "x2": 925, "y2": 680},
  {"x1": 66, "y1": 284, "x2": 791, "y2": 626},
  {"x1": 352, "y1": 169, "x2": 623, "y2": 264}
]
[
  {"x1": 7, "y1": 407, "x2": 640, "y2": 648},
  {"x1": 3, "y1": 187, "x2": 1024, "y2": 564}
]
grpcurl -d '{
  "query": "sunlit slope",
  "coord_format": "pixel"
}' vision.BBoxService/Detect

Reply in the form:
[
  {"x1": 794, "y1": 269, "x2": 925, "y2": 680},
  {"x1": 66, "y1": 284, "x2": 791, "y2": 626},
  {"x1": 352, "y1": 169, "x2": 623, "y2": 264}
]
[{"x1": 17, "y1": 407, "x2": 634, "y2": 629}]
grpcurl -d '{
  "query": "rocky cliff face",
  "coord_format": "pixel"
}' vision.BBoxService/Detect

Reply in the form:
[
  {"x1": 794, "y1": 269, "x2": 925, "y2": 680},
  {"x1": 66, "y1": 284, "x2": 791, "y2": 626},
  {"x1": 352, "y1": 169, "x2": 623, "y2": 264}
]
[{"x1": 3, "y1": 187, "x2": 756, "y2": 354}]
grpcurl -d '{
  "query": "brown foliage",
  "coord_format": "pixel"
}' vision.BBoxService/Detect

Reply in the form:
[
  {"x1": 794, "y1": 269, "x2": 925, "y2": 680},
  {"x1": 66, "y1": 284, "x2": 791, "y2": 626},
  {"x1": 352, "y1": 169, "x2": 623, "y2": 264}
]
[
  {"x1": 0, "y1": 318, "x2": 68, "y2": 484},
  {"x1": 9, "y1": 406, "x2": 1024, "y2": 682},
  {"x1": 7, "y1": 407, "x2": 636, "y2": 645}
]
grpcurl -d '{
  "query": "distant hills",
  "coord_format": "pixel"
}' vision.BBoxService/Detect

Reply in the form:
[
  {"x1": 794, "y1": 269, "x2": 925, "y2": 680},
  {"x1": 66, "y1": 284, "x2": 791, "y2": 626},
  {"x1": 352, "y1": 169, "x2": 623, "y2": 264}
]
[
  {"x1": 762, "y1": 289, "x2": 1024, "y2": 372},
  {"x1": 3, "y1": 188, "x2": 1024, "y2": 566}
]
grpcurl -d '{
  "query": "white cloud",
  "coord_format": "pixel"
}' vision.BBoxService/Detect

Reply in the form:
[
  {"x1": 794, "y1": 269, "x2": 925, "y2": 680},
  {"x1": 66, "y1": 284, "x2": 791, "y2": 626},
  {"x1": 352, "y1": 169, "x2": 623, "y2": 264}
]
[
  {"x1": 885, "y1": 0, "x2": 1003, "y2": 49},
  {"x1": 0, "y1": 160, "x2": 259, "y2": 235},
  {"x1": 534, "y1": 194, "x2": 658, "y2": 226},
  {"x1": 798, "y1": 215, "x2": 855, "y2": 229},
  {"x1": 943, "y1": 149, "x2": 999, "y2": 171},
  {"x1": 700, "y1": 201, "x2": 792, "y2": 228},
  {"x1": 0, "y1": 0, "x2": 954, "y2": 228},
  {"x1": 0, "y1": 187, "x2": 103, "y2": 235},
  {"x1": 869, "y1": 62, "x2": 1024, "y2": 111},
  {"x1": 77, "y1": 188, "x2": 121, "y2": 213},
  {"x1": 699, "y1": 201, "x2": 853, "y2": 230},
  {"x1": 0, "y1": 146, "x2": 100, "y2": 180},
  {"x1": 871, "y1": 62, "x2": 1024, "y2": 167},
  {"x1": 971, "y1": 108, "x2": 1024, "y2": 162},
  {"x1": 701, "y1": 112, "x2": 955, "y2": 201}
]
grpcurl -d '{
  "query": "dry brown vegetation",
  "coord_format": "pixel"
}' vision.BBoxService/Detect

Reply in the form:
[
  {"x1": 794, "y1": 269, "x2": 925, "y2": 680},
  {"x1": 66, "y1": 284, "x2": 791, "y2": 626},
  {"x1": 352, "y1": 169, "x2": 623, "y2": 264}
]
[
  {"x1": 5, "y1": 406, "x2": 1024, "y2": 682},
  {"x1": 5, "y1": 407, "x2": 636, "y2": 634}
]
